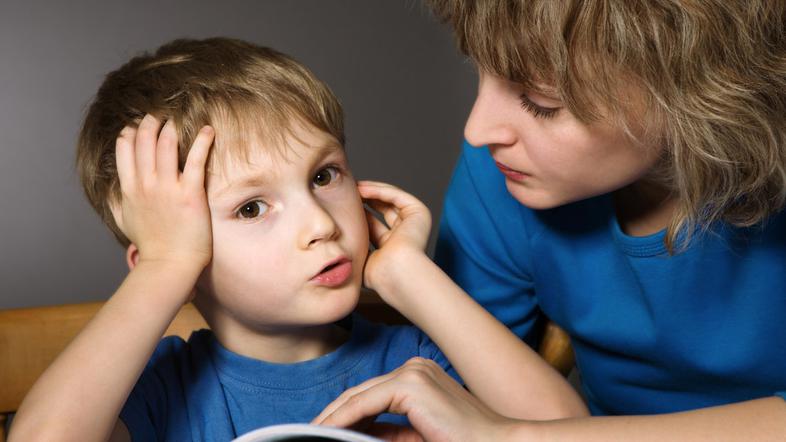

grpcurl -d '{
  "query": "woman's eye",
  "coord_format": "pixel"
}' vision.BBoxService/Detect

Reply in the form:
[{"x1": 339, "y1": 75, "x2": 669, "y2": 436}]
[
  {"x1": 519, "y1": 94, "x2": 560, "y2": 119},
  {"x1": 313, "y1": 166, "x2": 339, "y2": 187},
  {"x1": 237, "y1": 201, "x2": 269, "y2": 219}
]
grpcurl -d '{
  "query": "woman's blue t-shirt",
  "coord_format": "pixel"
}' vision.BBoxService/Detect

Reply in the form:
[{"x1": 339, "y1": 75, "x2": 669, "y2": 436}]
[{"x1": 434, "y1": 141, "x2": 786, "y2": 415}]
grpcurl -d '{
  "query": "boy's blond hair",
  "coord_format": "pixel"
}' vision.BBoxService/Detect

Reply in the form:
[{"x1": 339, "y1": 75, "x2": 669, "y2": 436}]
[
  {"x1": 430, "y1": 0, "x2": 786, "y2": 250},
  {"x1": 77, "y1": 37, "x2": 344, "y2": 247}
]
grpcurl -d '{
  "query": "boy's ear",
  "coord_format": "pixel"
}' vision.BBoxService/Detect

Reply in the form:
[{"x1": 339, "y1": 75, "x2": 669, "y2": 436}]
[{"x1": 126, "y1": 244, "x2": 140, "y2": 270}]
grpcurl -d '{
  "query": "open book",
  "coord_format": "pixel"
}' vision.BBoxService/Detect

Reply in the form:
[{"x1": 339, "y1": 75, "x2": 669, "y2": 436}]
[{"x1": 233, "y1": 423, "x2": 383, "y2": 442}]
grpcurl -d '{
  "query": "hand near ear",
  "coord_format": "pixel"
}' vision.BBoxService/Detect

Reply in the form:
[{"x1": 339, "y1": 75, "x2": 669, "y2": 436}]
[
  {"x1": 112, "y1": 114, "x2": 215, "y2": 273},
  {"x1": 358, "y1": 181, "x2": 432, "y2": 291}
]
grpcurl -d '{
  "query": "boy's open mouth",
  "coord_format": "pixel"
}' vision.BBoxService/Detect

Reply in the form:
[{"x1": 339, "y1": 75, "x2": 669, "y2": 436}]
[
  {"x1": 312, "y1": 257, "x2": 352, "y2": 287},
  {"x1": 321, "y1": 261, "x2": 341, "y2": 273}
]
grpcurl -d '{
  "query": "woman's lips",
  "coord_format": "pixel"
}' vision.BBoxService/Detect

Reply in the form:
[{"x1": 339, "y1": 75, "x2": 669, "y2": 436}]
[
  {"x1": 311, "y1": 259, "x2": 352, "y2": 287},
  {"x1": 495, "y1": 161, "x2": 530, "y2": 182}
]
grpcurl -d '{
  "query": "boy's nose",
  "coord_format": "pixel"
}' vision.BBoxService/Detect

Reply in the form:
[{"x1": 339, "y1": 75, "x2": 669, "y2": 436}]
[
  {"x1": 298, "y1": 199, "x2": 339, "y2": 249},
  {"x1": 464, "y1": 73, "x2": 518, "y2": 149}
]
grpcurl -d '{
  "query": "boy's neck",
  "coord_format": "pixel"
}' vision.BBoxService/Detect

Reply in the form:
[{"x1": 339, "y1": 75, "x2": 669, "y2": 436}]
[{"x1": 209, "y1": 319, "x2": 351, "y2": 364}]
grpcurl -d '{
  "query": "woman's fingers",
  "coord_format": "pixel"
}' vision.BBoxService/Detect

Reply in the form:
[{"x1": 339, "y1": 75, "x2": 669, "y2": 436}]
[
  {"x1": 182, "y1": 125, "x2": 214, "y2": 189},
  {"x1": 315, "y1": 358, "x2": 502, "y2": 442},
  {"x1": 316, "y1": 378, "x2": 400, "y2": 429},
  {"x1": 313, "y1": 368, "x2": 399, "y2": 424},
  {"x1": 156, "y1": 119, "x2": 179, "y2": 183},
  {"x1": 315, "y1": 358, "x2": 437, "y2": 427}
]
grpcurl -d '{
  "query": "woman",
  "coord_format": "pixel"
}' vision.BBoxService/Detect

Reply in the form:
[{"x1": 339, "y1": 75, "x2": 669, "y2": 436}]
[{"x1": 316, "y1": 0, "x2": 786, "y2": 440}]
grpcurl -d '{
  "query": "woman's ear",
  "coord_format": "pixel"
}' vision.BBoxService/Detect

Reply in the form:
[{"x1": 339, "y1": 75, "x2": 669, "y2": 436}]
[{"x1": 126, "y1": 244, "x2": 139, "y2": 270}]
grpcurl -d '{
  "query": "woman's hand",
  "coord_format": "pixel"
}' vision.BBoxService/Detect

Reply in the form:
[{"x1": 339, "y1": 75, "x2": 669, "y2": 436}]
[
  {"x1": 313, "y1": 357, "x2": 519, "y2": 442},
  {"x1": 358, "y1": 181, "x2": 432, "y2": 291},
  {"x1": 112, "y1": 114, "x2": 214, "y2": 272}
]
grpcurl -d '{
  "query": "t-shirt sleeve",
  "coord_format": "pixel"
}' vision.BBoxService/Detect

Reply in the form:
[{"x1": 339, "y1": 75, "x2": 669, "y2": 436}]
[
  {"x1": 119, "y1": 336, "x2": 185, "y2": 441},
  {"x1": 776, "y1": 391, "x2": 786, "y2": 401},
  {"x1": 434, "y1": 141, "x2": 542, "y2": 346},
  {"x1": 417, "y1": 333, "x2": 462, "y2": 385}
]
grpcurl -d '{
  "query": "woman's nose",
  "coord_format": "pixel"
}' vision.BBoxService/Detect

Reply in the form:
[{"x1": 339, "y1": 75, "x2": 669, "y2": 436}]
[{"x1": 463, "y1": 73, "x2": 518, "y2": 148}]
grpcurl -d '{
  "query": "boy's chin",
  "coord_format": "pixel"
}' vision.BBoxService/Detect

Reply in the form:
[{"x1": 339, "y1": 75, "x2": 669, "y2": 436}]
[{"x1": 321, "y1": 292, "x2": 361, "y2": 323}]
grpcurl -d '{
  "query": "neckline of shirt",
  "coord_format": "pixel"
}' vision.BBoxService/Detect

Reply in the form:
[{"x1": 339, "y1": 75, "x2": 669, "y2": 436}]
[
  {"x1": 606, "y1": 196, "x2": 669, "y2": 258},
  {"x1": 203, "y1": 314, "x2": 375, "y2": 390}
]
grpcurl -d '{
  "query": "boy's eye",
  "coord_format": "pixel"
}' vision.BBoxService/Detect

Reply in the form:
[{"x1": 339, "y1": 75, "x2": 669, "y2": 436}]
[
  {"x1": 313, "y1": 166, "x2": 339, "y2": 187},
  {"x1": 237, "y1": 201, "x2": 269, "y2": 219}
]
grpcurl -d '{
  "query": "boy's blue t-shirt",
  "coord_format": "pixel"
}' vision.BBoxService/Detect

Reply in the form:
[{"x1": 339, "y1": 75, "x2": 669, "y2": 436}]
[
  {"x1": 120, "y1": 314, "x2": 456, "y2": 441},
  {"x1": 434, "y1": 141, "x2": 786, "y2": 416}
]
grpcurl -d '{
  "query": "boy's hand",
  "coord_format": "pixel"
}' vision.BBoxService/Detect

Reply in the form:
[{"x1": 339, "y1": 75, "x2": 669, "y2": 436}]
[
  {"x1": 358, "y1": 181, "x2": 431, "y2": 292},
  {"x1": 113, "y1": 114, "x2": 214, "y2": 271}
]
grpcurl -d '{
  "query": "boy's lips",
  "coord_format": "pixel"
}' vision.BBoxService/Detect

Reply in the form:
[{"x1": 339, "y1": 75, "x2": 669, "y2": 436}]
[
  {"x1": 495, "y1": 161, "x2": 531, "y2": 182},
  {"x1": 311, "y1": 257, "x2": 352, "y2": 287}
]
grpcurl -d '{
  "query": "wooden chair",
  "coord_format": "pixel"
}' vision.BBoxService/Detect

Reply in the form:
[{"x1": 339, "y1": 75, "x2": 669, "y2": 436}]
[
  {"x1": 0, "y1": 291, "x2": 572, "y2": 441},
  {"x1": 0, "y1": 301, "x2": 207, "y2": 441}
]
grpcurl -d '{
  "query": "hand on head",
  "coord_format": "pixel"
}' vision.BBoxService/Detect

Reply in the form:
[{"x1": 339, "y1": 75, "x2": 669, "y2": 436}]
[
  {"x1": 313, "y1": 357, "x2": 512, "y2": 442},
  {"x1": 112, "y1": 114, "x2": 215, "y2": 272}
]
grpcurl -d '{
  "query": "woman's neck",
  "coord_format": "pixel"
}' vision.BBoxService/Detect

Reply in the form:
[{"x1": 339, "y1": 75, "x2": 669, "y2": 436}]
[{"x1": 613, "y1": 180, "x2": 677, "y2": 237}]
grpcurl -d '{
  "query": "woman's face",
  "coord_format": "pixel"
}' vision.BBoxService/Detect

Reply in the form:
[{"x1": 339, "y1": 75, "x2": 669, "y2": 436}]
[{"x1": 464, "y1": 71, "x2": 663, "y2": 209}]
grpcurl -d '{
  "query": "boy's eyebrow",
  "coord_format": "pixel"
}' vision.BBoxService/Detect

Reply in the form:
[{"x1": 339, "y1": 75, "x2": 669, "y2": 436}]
[
  {"x1": 210, "y1": 142, "x2": 343, "y2": 199},
  {"x1": 211, "y1": 174, "x2": 270, "y2": 199},
  {"x1": 316, "y1": 142, "x2": 343, "y2": 157}
]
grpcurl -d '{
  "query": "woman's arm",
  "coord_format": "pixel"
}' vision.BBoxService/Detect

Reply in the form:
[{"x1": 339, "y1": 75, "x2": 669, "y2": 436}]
[
  {"x1": 519, "y1": 396, "x2": 786, "y2": 441},
  {"x1": 316, "y1": 360, "x2": 786, "y2": 442}
]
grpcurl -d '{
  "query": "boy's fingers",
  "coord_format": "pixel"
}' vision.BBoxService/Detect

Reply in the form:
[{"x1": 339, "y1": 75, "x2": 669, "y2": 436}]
[
  {"x1": 364, "y1": 208, "x2": 390, "y2": 246},
  {"x1": 358, "y1": 181, "x2": 423, "y2": 214},
  {"x1": 156, "y1": 119, "x2": 179, "y2": 183},
  {"x1": 115, "y1": 126, "x2": 137, "y2": 191},
  {"x1": 136, "y1": 114, "x2": 161, "y2": 178},
  {"x1": 182, "y1": 125, "x2": 215, "y2": 187},
  {"x1": 357, "y1": 180, "x2": 395, "y2": 189},
  {"x1": 366, "y1": 199, "x2": 401, "y2": 231}
]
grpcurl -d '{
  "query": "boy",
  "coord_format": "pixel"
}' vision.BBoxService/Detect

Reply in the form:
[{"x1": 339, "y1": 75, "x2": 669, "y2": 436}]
[{"x1": 11, "y1": 38, "x2": 584, "y2": 441}]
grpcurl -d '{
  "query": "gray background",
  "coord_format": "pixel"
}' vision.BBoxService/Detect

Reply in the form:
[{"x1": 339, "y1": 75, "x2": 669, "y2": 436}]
[{"x1": 0, "y1": 0, "x2": 476, "y2": 309}]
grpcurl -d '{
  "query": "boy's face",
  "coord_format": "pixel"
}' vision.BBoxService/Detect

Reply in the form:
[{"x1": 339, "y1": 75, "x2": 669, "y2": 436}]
[{"x1": 197, "y1": 122, "x2": 368, "y2": 331}]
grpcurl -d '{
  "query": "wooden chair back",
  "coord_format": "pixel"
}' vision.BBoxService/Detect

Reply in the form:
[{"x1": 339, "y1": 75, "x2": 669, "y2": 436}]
[
  {"x1": 0, "y1": 301, "x2": 207, "y2": 441},
  {"x1": 0, "y1": 291, "x2": 572, "y2": 441}
]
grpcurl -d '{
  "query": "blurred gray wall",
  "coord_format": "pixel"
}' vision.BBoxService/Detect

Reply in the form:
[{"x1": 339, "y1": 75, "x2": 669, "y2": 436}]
[{"x1": 0, "y1": 1, "x2": 475, "y2": 309}]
